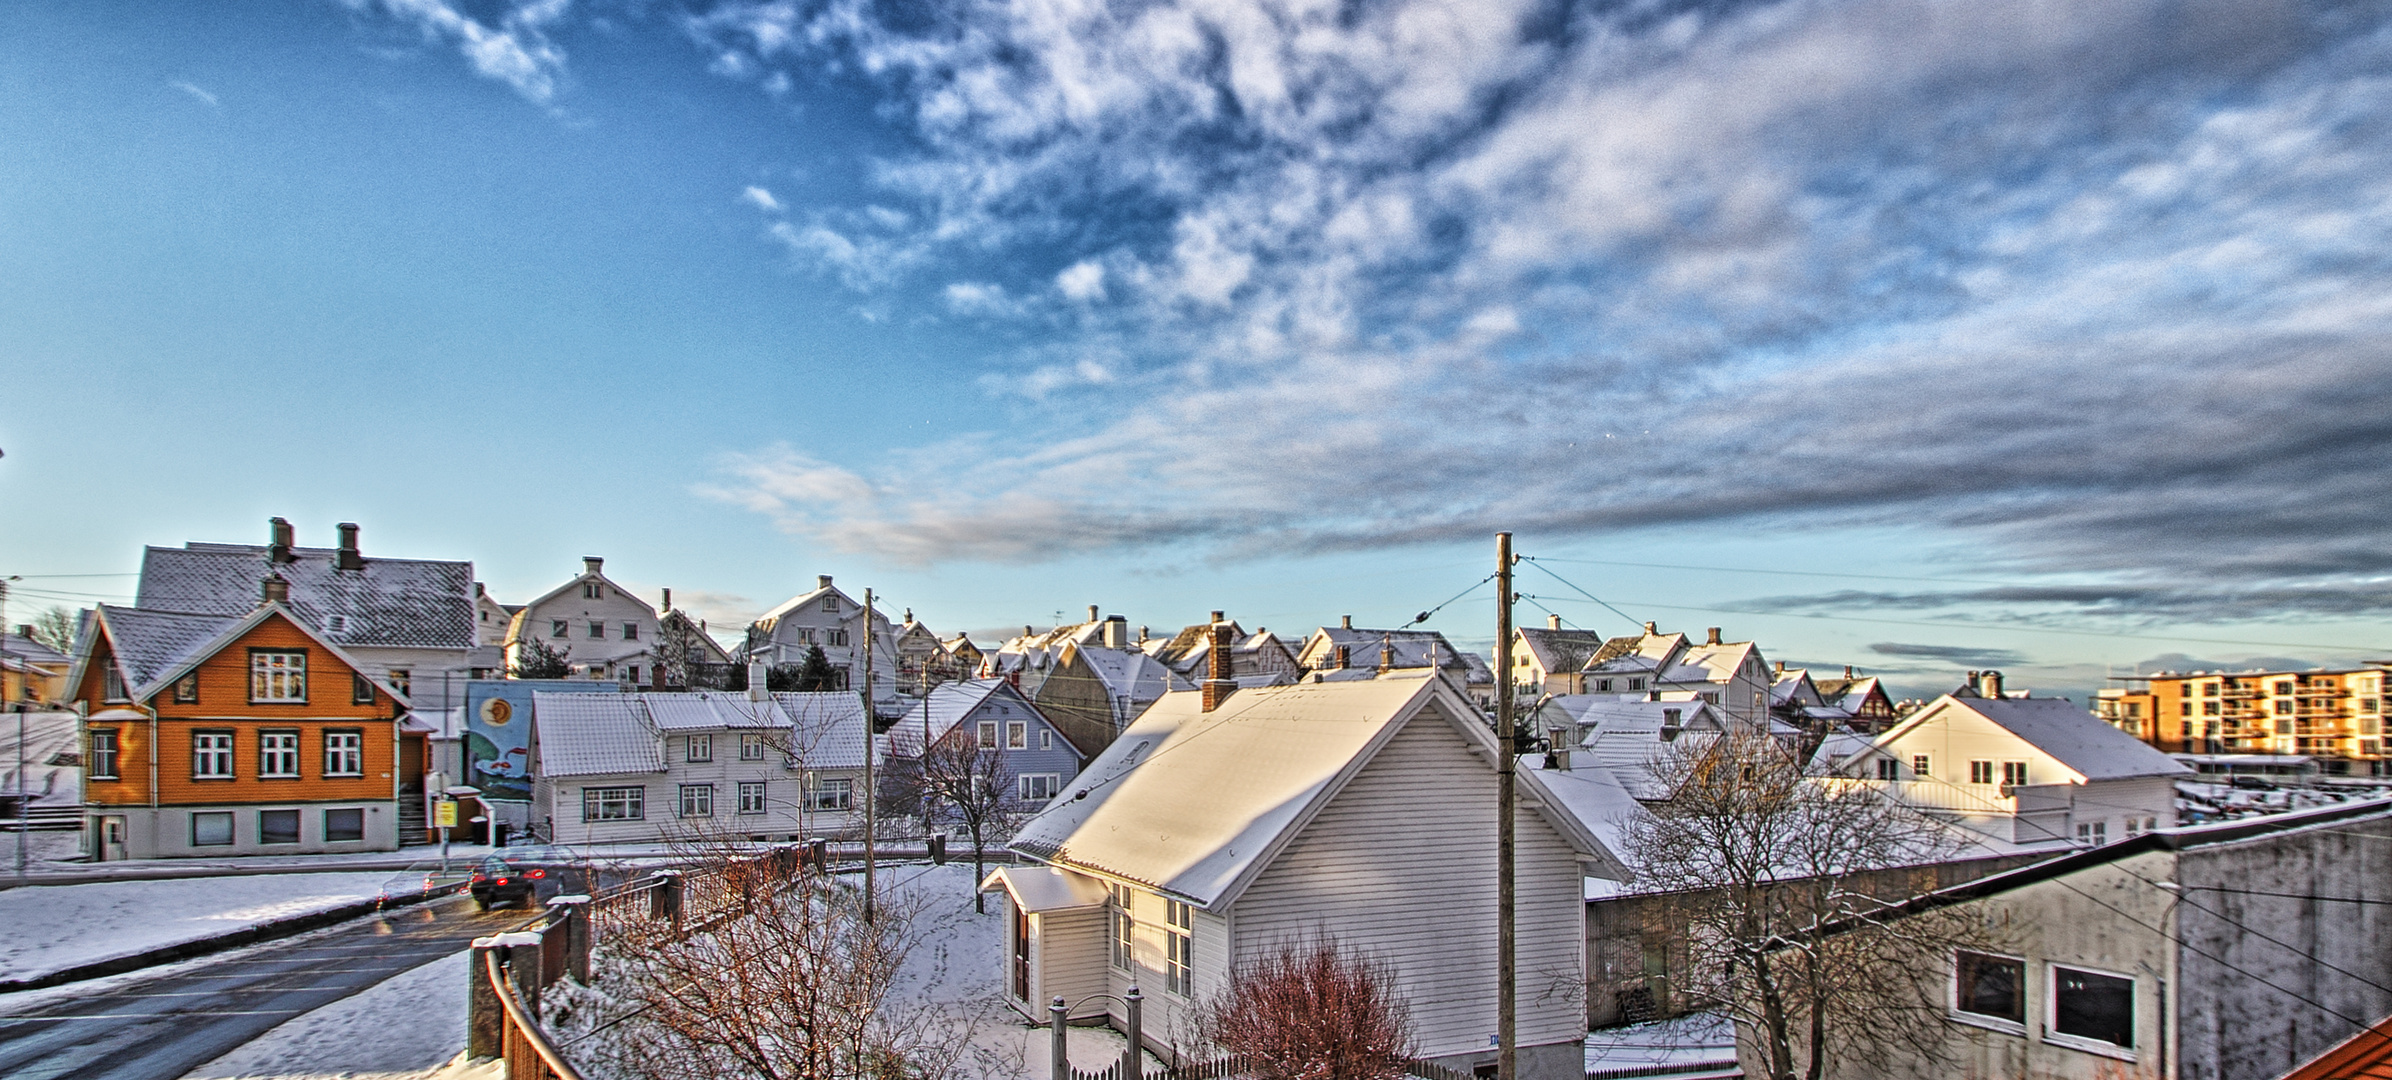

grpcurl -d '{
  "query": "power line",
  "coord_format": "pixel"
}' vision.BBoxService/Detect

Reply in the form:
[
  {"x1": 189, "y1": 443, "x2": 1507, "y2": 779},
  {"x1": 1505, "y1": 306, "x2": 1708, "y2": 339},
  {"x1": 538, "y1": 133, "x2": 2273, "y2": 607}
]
[
  {"x1": 1516, "y1": 559, "x2": 1644, "y2": 632},
  {"x1": 1528, "y1": 556, "x2": 2077, "y2": 589}
]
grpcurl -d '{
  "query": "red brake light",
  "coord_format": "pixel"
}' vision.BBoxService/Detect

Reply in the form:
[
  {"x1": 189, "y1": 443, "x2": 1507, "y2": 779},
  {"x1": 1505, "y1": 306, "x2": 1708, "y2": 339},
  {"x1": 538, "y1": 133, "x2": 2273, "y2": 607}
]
[
  {"x1": 493, "y1": 877, "x2": 509, "y2": 885},
  {"x1": 527, "y1": 868, "x2": 546, "y2": 879}
]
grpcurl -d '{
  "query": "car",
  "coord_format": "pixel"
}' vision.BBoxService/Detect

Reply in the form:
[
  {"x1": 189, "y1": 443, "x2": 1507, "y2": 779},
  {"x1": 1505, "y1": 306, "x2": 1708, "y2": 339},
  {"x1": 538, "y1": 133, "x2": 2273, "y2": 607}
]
[{"x1": 469, "y1": 846, "x2": 586, "y2": 911}]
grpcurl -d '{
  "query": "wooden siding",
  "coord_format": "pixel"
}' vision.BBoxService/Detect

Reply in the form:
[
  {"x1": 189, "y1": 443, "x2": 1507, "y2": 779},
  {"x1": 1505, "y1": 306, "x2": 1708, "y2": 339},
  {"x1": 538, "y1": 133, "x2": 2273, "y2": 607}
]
[
  {"x1": 86, "y1": 613, "x2": 398, "y2": 808},
  {"x1": 1040, "y1": 908, "x2": 1112, "y2": 1018},
  {"x1": 1232, "y1": 706, "x2": 1587, "y2": 1059}
]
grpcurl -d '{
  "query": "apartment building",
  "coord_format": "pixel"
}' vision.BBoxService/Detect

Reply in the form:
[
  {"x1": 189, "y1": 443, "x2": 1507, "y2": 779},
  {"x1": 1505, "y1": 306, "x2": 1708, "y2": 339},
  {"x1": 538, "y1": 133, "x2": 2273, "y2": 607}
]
[{"x1": 2098, "y1": 667, "x2": 2389, "y2": 772}]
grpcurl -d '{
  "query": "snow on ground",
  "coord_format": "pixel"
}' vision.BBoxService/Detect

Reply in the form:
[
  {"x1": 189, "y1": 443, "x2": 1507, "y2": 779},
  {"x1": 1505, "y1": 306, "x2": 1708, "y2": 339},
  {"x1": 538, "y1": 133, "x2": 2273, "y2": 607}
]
[
  {"x1": 0, "y1": 871, "x2": 399, "y2": 982},
  {"x1": 181, "y1": 949, "x2": 472, "y2": 1080},
  {"x1": 1584, "y1": 1013, "x2": 1740, "y2": 1078}
]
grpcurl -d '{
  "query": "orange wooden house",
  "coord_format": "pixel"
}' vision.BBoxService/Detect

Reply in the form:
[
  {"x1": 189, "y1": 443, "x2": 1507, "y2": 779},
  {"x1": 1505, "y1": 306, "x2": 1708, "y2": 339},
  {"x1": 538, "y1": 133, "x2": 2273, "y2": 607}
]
[{"x1": 67, "y1": 578, "x2": 421, "y2": 859}]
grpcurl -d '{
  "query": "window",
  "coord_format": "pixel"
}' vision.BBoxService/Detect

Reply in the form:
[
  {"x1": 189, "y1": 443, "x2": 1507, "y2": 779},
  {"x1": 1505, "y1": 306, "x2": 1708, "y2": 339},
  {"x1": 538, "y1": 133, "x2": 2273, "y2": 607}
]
[
  {"x1": 2002, "y1": 761, "x2": 2028, "y2": 788},
  {"x1": 259, "y1": 809, "x2": 300, "y2": 845},
  {"x1": 583, "y1": 786, "x2": 645, "y2": 821},
  {"x1": 686, "y1": 734, "x2": 713, "y2": 763},
  {"x1": 625, "y1": 665, "x2": 640, "y2": 684},
  {"x1": 387, "y1": 670, "x2": 409, "y2": 697},
  {"x1": 1875, "y1": 758, "x2": 1899, "y2": 780},
  {"x1": 1953, "y1": 951, "x2": 2026, "y2": 1027},
  {"x1": 828, "y1": 629, "x2": 848, "y2": 647},
  {"x1": 2366, "y1": 697, "x2": 2381, "y2": 715},
  {"x1": 807, "y1": 778, "x2": 853, "y2": 811},
  {"x1": 2275, "y1": 680, "x2": 2294, "y2": 696},
  {"x1": 324, "y1": 807, "x2": 364, "y2": 842},
  {"x1": 2204, "y1": 700, "x2": 2221, "y2": 716},
  {"x1": 193, "y1": 732, "x2": 234, "y2": 779},
  {"x1": 551, "y1": 619, "x2": 569, "y2": 638},
  {"x1": 259, "y1": 731, "x2": 300, "y2": 778},
  {"x1": 2275, "y1": 699, "x2": 2293, "y2": 715},
  {"x1": 102, "y1": 665, "x2": 128, "y2": 702},
  {"x1": 1912, "y1": 754, "x2": 1931, "y2": 778},
  {"x1": 822, "y1": 596, "x2": 839, "y2": 612},
  {"x1": 352, "y1": 672, "x2": 377, "y2": 705},
  {"x1": 622, "y1": 621, "x2": 639, "y2": 640},
  {"x1": 1165, "y1": 898, "x2": 1193, "y2": 995},
  {"x1": 584, "y1": 582, "x2": 603, "y2": 599},
  {"x1": 2076, "y1": 820, "x2": 2109, "y2": 846},
  {"x1": 1969, "y1": 760, "x2": 1995, "y2": 785},
  {"x1": 1007, "y1": 722, "x2": 1027, "y2": 749},
  {"x1": 679, "y1": 784, "x2": 715, "y2": 818},
  {"x1": 738, "y1": 781, "x2": 768, "y2": 814},
  {"x1": 588, "y1": 620, "x2": 605, "y2": 639},
  {"x1": 1627, "y1": 678, "x2": 1644, "y2": 690},
  {"x1": 1662, "y1": 708, "x2": 1682, "y2": 728},
  {"x1": 2051, "y1": 965, "x2": 2134, "y2": 1050},
  {"x1": 1039, "y1": 730, "x2": 1052, "y2": 751},
  {"x1": 1111, "y1": 884, "x2": 1135, "y2": 969},
  {"x1": 741, "y1": 733, "x2": 767, "y2": 761},
  {"x1": 250, "y1": 650, "x2": 307, "y2": 702},
  {"x1": 323, "y1": 730, "x2": 364, "y2": 777},
  {"x1": 173, "y1": 672, "x2": 199, "y2": 704},
  {"x1": 88, "y1": 729, "x2": 120, "y2": 780},
  {"x1": 1594, "y1": 679, "x2": 1613, "y2": 692},
  {"x1": 2179, "y1": 701, "x2": 2192, "y2": 716},
  {"x1": 1699, "y1": 691, "x2": 1720, "y2": 704},
  {"x1": 978, "y1": 721, "x2": 998, "y2": 748},
  {"x1": 190, "y1": 812, "x2": 234, "y2": 847},
  {"x1": 2204, "y1": 682, "x2": 2219, "y2": 697},
  {"x1": 1019, "y1": 773, "x2": 1062, "y2": 801}
]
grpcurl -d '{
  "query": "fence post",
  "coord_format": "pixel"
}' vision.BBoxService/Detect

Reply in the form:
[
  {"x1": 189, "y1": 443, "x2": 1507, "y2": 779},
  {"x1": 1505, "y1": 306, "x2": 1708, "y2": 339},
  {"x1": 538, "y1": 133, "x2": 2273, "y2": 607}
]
[
  {"x1": 467, "y1": 940, "x2": 505, "y2": 1060},
  {"x1": 929, "y1": 833, "x2": 947, "y2": 866},
  {"x1": 1051, "y1": 995, "x2": 1068, "y2": 1080},
  {"x1": 548, "y1": 895, "x2": 592, "y2": 984},
  {"x1": 808, "y1": 836, "x2": 828, "y2": 870},
  {"x1": 649, "y1": 869, "x2": 684, "y2": 925},
  {"x1": 511, "y1": 936, "x2": 544, "y2": 1013},
  {"x1": 1124, "y1": 985, "x2": 1143, "y2": 1080}
]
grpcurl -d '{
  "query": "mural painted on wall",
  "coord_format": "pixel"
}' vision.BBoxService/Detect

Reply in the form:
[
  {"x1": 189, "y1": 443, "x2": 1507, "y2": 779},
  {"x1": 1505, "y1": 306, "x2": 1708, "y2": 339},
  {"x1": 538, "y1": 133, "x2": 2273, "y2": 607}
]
[{"x1": 461, "y1": 679, "x2": 620, "y2": 802}]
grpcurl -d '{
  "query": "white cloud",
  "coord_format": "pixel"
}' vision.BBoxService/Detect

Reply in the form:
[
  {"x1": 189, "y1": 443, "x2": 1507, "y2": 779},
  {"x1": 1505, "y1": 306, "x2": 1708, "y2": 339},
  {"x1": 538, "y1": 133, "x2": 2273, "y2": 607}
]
[
  {"x1": 170, "y1": 80, "x2": 219, "y2": 107},
  {"x1": 341, "y1": 0, "x2": 571, "y2": 105},
  {"x1": 1055, "y1": 260, "x2": 1106, "y2": 302},
  {"x1": 740, "y1": 185, "x2": 783, "y2": 212}
]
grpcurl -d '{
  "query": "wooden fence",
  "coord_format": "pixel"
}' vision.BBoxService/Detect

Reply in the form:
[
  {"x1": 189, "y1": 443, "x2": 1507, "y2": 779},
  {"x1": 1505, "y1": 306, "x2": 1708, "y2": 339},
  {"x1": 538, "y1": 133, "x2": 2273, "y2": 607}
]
[{"x1": 1066, "y1": 1054, "x2": 1474, "y2": 1080}]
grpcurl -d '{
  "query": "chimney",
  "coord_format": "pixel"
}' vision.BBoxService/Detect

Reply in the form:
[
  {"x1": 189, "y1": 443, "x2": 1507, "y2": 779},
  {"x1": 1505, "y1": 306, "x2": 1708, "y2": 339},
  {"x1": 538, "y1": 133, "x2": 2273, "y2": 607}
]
[
  {"x1": 1377, "y1": 635, "x2": 1394, "y2": 675},
  {"x1": 1775, "y1": 660, "x2": 1785, "y2": 674},
  {"x1": 1547, "y1": 614, "x2": 1561, "y2": 630},
  {"x1": 1340, "y1": 615, "x2": 1353, "y2": 630},
  {"x1": 262, "y1": 575, "x2": 289, "y2": 604},
  {"x1": 1103, "y1": 616, "x2": 1128, "y2": 650},
  {"x1": 475, "y1": 582, "x2": 486, "y2": 598},
  {"x1": 1979, "y1": 670, "x2": 2005, "y2": 699},
  {"x1": 1088, "y1": 605, "x2": 1100, "y2": 624},
  {"x1": 1705, "y1": 626, "x2": 1722, "y2": 645},
  {"x1": 818, "y1": 575, "x2": 834, "y2": 591},
  {"x1": 331, "y1": 523, "x2": 363, "y2": 571},
  {"x1": 583, "y1": 556, "x2": 605, "y2": 577},
  {"x1": 1643, "y1": 622, "x2": 1658, "y2": 635},
  {"x1": 11, "y1": 625, "x2": 29, "y2": 639},
  {"x1": 1844, "y1": 665, "x2": 1854, "y2": 679},
  {"x1": 1202, "y1": 619, "x2": 1237, "y2": 712},
  {"x1": 1546, "y1": 728, "x2": 1572, "y2": 771},
  {"x1": 1210, "y1": 610, "x2": 1225, "y2": 624},
  {"x1": 1139, "y1": 625, "x2": 1150, "y2": 643},
  {"x1": 268, "y1": 517, "x2": 296, "y2": 564},
  {"x1": 748, "y1": 659, "x2": 769, "y2": 702},
  {"x1": 662, "y1": 588, "x2": 672, "y2": 612}
]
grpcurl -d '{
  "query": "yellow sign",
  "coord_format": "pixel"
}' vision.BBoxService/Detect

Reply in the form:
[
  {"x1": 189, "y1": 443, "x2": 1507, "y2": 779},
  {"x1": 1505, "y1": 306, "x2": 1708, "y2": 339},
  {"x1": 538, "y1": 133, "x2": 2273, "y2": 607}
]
[{"x1": 434, "y1": 800, "x2": 459, "y2": 828}]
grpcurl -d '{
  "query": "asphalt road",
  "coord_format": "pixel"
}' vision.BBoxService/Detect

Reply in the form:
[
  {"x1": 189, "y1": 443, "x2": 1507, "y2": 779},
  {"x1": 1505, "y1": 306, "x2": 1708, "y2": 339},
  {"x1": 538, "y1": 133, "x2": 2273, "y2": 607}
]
[{"x1": 0, "y1": 895, "x2": 521, "y2": 1080}]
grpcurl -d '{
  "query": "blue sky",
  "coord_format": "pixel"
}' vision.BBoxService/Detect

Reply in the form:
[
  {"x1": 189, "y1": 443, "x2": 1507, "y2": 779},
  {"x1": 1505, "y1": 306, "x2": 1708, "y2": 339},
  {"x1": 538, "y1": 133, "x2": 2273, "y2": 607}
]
[{"x1": 6, "y1": 0, "x2": 2392, "y2": 702}]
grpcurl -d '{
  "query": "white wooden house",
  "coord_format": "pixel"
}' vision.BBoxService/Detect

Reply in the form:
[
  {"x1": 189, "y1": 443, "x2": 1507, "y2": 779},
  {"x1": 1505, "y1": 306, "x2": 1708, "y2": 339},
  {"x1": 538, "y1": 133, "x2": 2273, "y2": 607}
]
[
  {"x1": 744, "y1": 575, "x2": 899, "y2": 705},
  {"x1": 504, "y1": 557, "x2": 663, "y2": 685},
  {"x1": 980, "y1": 672, "x2": 1625, "y2": 1080},
  {"x1": 1837, "y1": 693, "x2": 2192, "y2": 846}
]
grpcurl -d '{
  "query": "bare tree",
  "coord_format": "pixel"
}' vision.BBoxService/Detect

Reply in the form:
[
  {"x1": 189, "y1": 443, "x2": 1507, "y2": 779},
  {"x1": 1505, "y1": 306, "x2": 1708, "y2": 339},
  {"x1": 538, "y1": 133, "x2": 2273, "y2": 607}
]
[
  {"x1": 1621, "y1": 730, "x2": 2004, "y2": 1080},
  {"x1": 1197, "y1": 938, "x2": 1415, "y2": 1080},
  {"x1": 27, "y1": 607, "x2": 77, "y2": 655},
  {"x1": 916, "y1": 731, "x2": 1016, "y2": 913}
]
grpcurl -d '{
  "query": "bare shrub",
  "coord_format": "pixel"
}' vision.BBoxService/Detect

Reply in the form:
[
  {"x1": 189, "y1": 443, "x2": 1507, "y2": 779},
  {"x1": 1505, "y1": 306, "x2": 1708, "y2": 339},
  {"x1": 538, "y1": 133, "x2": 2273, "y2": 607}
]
[
  {"x1": 1198, "y1": 939, "x2": 1415, "y2": 1080},
  {"x1": 915, "y1": 732, "x2": 1017, "y2": 913}
]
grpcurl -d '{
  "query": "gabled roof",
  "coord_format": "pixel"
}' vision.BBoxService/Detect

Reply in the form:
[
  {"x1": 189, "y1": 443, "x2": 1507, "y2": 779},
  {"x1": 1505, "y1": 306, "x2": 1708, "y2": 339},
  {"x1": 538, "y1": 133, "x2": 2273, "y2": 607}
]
[
  {"x1": 72, "y1": 606, "x2": 234, "y2": 695},
  {"x1": 770, "y1": 692, "x2": 876, "y2": 769},
  {"x1": 1578, "y1": 711, "x2": 1724, "y2": 800},
  {"x1": 1299, "y1": 627, "x2": 1494, "y2": 684},
  {"x1": 138, "y1": 543, "x2": 473, "y2": 650},
  {"x1": 1813, "y1": 675, "x2": 1883, "y2": 707},
  {"x1": 980, "y1": 864, "x2": 1111, "y2": 913},
  {"x1": 1067, "y1": 644, "x2": 1191, "y2": 703},
  {"x1": 644, "y1": 692, "x2": 790, "y2": 731},
  {"x1": 1586, "y1": 631, "x2": 1686, "y2": 670},
  {"x1": 1010, "y1": 674, "x2": 1620, "y2": 908},
  {"x1": 1865, "y1": 695, "x2": 2194, "y2": 782},
  {"x1": 140, "y1": 603, "x2": 411, "y2": 706},
  {"x1": 1771, "y1": 669, "x2": 1822, "y2": 707},
  {"x1": 1516, "y1": 627, "x2": 1609, "y2": 675},
  {"x1": 506, "y1": 566, "x2": 660, "y2": 642},
  {"x1": 1665, "y1": 640, "x2": 1758, "y2": 685},
  {"x1": 533, "y1": 694, "x2": 662, "y2": 777},
  {"x1": 889, "y1": 678, "x2": 1008, "y2": 755},
  {"x1": 0, "y1": 633, "x2": 70, "y2": 668}
]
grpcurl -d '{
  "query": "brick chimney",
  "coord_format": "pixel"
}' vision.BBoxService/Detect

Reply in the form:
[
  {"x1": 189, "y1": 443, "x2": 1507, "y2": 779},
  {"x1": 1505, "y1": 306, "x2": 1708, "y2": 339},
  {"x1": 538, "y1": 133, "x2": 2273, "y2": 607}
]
[
  {"x1": 1202, "y1": 618, "x2": 1236, "y2": 712},
  {"x1": 818, "y1": 574, "x2": 834, "y2": 591},
  {"x1": 1844, "y1": 665, "x2": 1855, "y2": 679},
  {"x1": 268, "y1": 517, "x2": 296, "y2": 565},
  {"x1": 1547, "y1": 614, "x2": 1561, "y2": 630},
  {"x1": 1775, "y1": 660, "x2": 1785, "y2": 674},
  {"x1": 1376, "y1": 634, "x2": 1394, "y2": 674},
  {"x1": 262, "y1": 575, "x2": 289, "y2": 604},
  {"x1": 1705, "y1": 626, "x2": 1722, "y2": 645},
  {"x1": 1340, "y1": 614, "x2": 1352, "y2": 630},
  {"x1": 335, "y1": 523, "x2": 364, "y2": 571}
]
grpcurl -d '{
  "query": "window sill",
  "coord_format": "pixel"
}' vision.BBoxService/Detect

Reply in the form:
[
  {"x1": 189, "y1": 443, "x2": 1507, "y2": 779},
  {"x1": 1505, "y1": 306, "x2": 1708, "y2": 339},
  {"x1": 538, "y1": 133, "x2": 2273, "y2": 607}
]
[
  {"x1": 2043, "y1": 1032, "x2": 2136, "y2": 1062},
  {"x1": 191, "y1": 776, "x2": 237, "y2": 782},
  {"x1": 323, "y1": 773, "x2": 365, "y2": 779},
  {"x1": 247, "y1": 701, "x2": 312, "y2": 706},
  {"x1": 1947, "y1": 1012, "x2": 2026, "y2": 1038}
]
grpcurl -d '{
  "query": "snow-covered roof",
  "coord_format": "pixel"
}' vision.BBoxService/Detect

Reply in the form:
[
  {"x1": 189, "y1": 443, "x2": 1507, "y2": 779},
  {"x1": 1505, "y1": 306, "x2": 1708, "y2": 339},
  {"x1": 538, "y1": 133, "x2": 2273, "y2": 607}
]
[
  {"x1": 1814, "y1": 675, "x2": 1882, "y2": 708},
  {"x1": 1872, "y1": 696, "x2": 2195, "y2": 782},
  {"x1": 980, "y1": 864, "x2": 1111, "y2": 913},
  {"x1": 89, "y1": 603, "x2": 410, "y2": 706},
  {"x1": 1012, "y1": 673, "x2": 1610, "y2": 907},
  {"x1": 770, "y1": 692, "x2": 875, "y2": 769},
  {"x1": 0, "y1": 633, "x2": 69, "y2": 668},
  {"x1": 1516, "y1": 627, "x2": 1609, "y2": 675},
  {"x1": 1522, "y1": 759, "x2": 1649, "y2": 869},
  {"x1": 1807, "y1": 730, "x2": 1875, "y2": 774},
  {"x1": 1068, "y1": 644, "x2": 1188, "y2": 702},
  {"x1": 889, "y1": 679, "x2": 1008, "y2": 755},
  {"x1": 1539, "y1": 695, "x2": 1722, "y2": 733},
  {"x1": 83, "y1": 605, "x2": 235, "y2": 690},
  {"x1": 644, "y1": 692, "x2": 790, "y2": 732},
  {"x1": 1575, "y1": 705, "x2": 1724, "y2": 801},
  {"x1": 1298, "y1": 627, "x2": 1494, "y2": 684},
  {"x1": 138, "y1": 542, "x2": 474, "y2": 650},
  {"x1": 533, "y1": 693, "x2": 662, "y2": 777}
]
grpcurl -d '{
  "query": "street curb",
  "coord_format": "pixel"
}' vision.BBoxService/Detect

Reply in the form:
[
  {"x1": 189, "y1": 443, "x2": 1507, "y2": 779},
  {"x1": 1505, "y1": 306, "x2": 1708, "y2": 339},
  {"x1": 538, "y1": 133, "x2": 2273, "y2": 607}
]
[{"x1": 0, "y1": 884, "x2": 465, "y2": 995}]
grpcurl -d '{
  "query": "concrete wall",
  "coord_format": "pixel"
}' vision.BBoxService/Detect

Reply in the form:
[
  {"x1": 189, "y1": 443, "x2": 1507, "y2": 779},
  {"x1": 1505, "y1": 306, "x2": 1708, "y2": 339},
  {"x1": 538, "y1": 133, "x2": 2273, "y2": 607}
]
[{"x1": 107, "y1": 801, "x2": 398, "y2": 859}]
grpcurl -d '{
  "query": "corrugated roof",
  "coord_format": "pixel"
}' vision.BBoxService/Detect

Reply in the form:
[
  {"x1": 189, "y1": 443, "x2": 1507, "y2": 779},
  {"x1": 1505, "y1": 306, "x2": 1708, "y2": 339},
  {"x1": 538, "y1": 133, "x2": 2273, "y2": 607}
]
[
  {"x1": 532, "y1": 694, "x2": 662, "y2": 777},
  {"x1": 770, "y1": 692, "x2": 875, "y2": 769},
  {"x1": 138, "y1": 543, "x2": 474, "y2": 650}
]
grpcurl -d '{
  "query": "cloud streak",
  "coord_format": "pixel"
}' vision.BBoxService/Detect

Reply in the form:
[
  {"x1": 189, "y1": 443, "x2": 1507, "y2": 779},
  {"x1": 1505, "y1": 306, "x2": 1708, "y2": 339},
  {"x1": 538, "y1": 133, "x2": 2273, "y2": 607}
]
[{"x1": 341, "y1": 0, "x2": 571, "y2": 104}]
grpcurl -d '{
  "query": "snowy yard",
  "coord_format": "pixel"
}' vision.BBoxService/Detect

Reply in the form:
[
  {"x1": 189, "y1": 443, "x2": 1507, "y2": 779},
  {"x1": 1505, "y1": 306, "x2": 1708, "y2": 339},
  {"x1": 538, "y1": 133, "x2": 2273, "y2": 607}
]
[{"x1": 0, "y1": 871, "x2": 399, "y2": 983}]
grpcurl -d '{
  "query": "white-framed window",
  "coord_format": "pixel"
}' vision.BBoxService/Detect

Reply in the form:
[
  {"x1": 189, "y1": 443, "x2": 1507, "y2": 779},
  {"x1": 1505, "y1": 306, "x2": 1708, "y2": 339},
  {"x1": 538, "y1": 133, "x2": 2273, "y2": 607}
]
[
  {"x1": 190, "y1": 811, "x2": 234, "y2": 847},
  {"x1": 323, "y1": 730, "x2": 364, "y2": 777},
  {"x1": 2204, "y1": 700, "x2": 2221, "y2": 716},
  {"x1": 738, "y1": 781, "x2": 768, "y2": 814},
  {"x1": 978, "y1": 721, "x2": 998, "y2": 748},
  {"x1": 352, "y1": 672, "x2": 377, "y2": 705},
  {"x1": 1627, "y1": 678, "x2": 1643, "y2": 690},
  {"x1": 1165, "y1": 898, "x2": 1193, "y2": 995},
  {"x1": 1875, "y1": 758, "x2": 1899, "y2": 780},
  {"x1": 622, "y1": 621, "x2": 639, "y2": 640},
  {"x1": 1019, "y1": 773, "x2": 1061, "y2": 801},
  {"x1": 588, "y1": 620, "x2": 605, "y2": 639},
  {"x1": 1699, "y1": 691, "x2": 1720, "y2": 704},
  {"x1": 679, "y1": 784, "x2": 714, "y2": 818},
  {"x1": 2076, "y1": 820, "x2": 2109, "y2": 846},
  {"x1": 686, "y1": 734, "x2": 713, "y2": 762},
  {"x1": 103, "y1": 665, "x2": 129, "y2": 702},
  {"x1": 1111, "y1": 884, "x2": 1134, "y2": 969},
  {"x1": 250, "y1": 650, "x2": 307, "y2": 702},
  {"x1": 807, "y1": 778, "x2": 853, "y2": 811},
  {"x1": 1007, "y1": 722, "x2": 1027, "y2": 749},
  {"x1": 828, "y1": 629, "x2": 848, "y2": 646},
  {"x1": 88, "y1": 729, "x2": 120, "y2": 780},
  {"x1": 822, "y1": 596, "x2": 839, "y2": 612},
  {"x1": 192, "y1": 732, "x2": 234, "y2": 779},
  {"x1": 551, "y1": 619, "x2": 569, "y2": 638},
  {"x1": 1594, "y1": 679, "x2": 1613, "y2": 692},
  {"x1": 583, "y1": 786, "x2": 644, "y2": 821},
  {"x1": 259, "y1": 731, "x2": 300, "y2": 778},
  {"x1": 1039, "y1": 730, "x2": 1052, "y2": 751},
  {"x1": 740, "y1": 733, "x2": 767, "y2": 761},
  {"x1": 1950, "y1": 950, "x2": 2026, "y2": 1033},
  {"x1": 2049, "y1": 964, "x2": 2135, "y2": 1056}
]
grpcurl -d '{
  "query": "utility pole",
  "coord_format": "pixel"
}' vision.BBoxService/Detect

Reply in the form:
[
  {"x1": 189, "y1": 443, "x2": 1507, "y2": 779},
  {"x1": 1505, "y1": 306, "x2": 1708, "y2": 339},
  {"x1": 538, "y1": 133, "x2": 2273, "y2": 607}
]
[
  {"x1": 1494, "y1": 532, "x2": 1516, "y2": 1080},
  {"x1": 862, "y1": 587, "x2": 877, "y2": 924}
]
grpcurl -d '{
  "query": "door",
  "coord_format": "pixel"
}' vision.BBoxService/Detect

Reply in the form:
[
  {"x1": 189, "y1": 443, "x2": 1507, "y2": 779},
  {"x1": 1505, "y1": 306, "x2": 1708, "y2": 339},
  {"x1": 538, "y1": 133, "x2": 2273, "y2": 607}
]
[
  {"x1": 100, "y1": 816, "x2": 127, "y2": 862},
  {"x1": 1012, "y1": 904, "x2": 1032, "y2": 1002}
]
